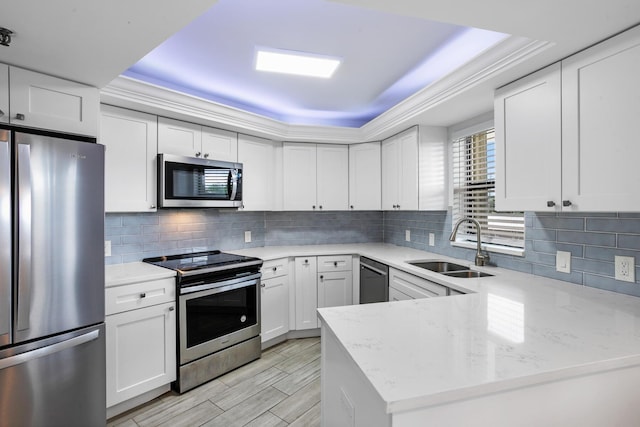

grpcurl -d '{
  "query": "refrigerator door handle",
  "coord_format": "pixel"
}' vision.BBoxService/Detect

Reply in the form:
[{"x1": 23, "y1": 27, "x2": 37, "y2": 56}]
[
  {"x1": 0, "y1": 329, "x2": 100, "y2": 370},
  {"x1": 0, "y1": 135, "x2": 10, "y2": 346},
  {"x1": 17, "y1": 143, "x2": 32, "y2": 332}
]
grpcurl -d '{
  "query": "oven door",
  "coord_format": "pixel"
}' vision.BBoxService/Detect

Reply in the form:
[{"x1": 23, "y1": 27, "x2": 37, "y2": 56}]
[{"x1": 178, "y1": 274, "x2": 260, "y2": 365}]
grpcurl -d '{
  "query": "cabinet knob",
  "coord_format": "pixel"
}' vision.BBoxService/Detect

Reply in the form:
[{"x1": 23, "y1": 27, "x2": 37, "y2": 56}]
[
  {"x1": 333, "y1": 261, "x2": 338, "y2": 267},
  {"x1": 204, "y1": 153, "x2": 209, "y2": 158},
  {"x1": 169, "y1": 306, "x2": 175, "y2": 311},
  {"x1": 562, "y1": 200, "x2": 572, "y2": 207},
  {"x1": 319, "y1": 205, "x2": 323, "y2": 210},
  {"x1": 150, "y1": 205, "x2": 156, "y2": 209},
  {"x1": 396, "y1": 204, "x2": 400, "y2": 209},
  {"x1": 0, "y1": 109, "x2": 4, "y2": 118},
  {"x1": 304, "y1": 259, "x2": 309, "y2": 264},
  {"x1": 350, "y1": 205, "x2": 354, "y2": 209},
  {"x1": 195, "y1": 152, "x2": 201, "y2": 157},
  {"x1": 392, "y1": 204, "x2": 397, "y2": 209},
  {"x1": 15, "y1": 113, "x2": 25, "y2": 121},
  {"x1": 312, "y1": 205, "x2": 316, "y2": 210},
  {"x1": 546, "y1": 201, "x2": 556, "y2": 207},
  {"x1": 260, "y1": 283, "x2": 266, "y2": 288},
  {"x1": 140, "y1": 293, "x2": 146, "y2": 298},
  {"x1": 272, "y1": 267, "x2": 277, "y2": 272},
  {"x1": 320, "y1": 275, "x2": 324, "y2": 280}
]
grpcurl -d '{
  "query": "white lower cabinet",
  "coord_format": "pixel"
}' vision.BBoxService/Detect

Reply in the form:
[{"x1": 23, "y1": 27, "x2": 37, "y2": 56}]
[
  {"x1": 317, "y1": 255, "x2": 353, "y2": 309},
  {"x1": 260, "y1": 258, "x2": 290, "y2": 342},
  {"x1": 294, "y1": 257, "x2": 319, "y2": 330},
  {"x1": 388, "y1": 268, "x2": 448, "y2": 300},
  {"x1": 105, "y1": 278, "x2": 176, "y2": 408}
]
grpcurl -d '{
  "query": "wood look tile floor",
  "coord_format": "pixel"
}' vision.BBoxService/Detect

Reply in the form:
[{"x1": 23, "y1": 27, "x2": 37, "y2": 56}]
[{"x1": 108, "y1": 337, "x2": 321, "y2": 427}]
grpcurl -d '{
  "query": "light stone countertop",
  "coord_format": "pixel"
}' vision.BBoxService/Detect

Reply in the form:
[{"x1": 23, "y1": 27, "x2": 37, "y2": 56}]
[
  {"x1": 105, "y1": 261, "x2": 176, "y2": 287},
  {"x1": 232, "y1": 243, "x2": 640, "y2": 414}
]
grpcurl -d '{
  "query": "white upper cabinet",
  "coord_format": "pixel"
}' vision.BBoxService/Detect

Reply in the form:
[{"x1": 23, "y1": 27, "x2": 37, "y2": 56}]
[
  {"x1": 202, "y1": 126, "x2": 238, "y2": 162},
  {"x1": 561, "y1": 26, "x2": 640, "y2": 211},
  {"x1": 283, "y1": 143, "x2": 317, "y2": 210},
  {"x1": 0, "y1": 64, "x2": 8, "y2": 125},
  {"x1": 100, "y1": 105, "x2": 158, "y2": 212},
  {"x1": 316, "y1": 144, "x2": 349, "y2": 210},
  {"x1": 8, "y1": 66, "x2": 99, "y2": 136},
  {"x1": 495, "y1": 63, "x2": 562, "y2": 212},
  {"x1": 283, "y1": 142, "x2": 348, "y2": 211},
  {"x1": 349, "y1": 142, "x2": 381, "y2": 210},
  {"x1": 158, "y1": 117, "x2": 238, "y2": 161},
  {"x1": 238, "y1": 134, "x2": 282, "y2": 211},
  {"x1": 382, "y1": 126, "x2": 447, "y2": 211},
  {"x1": 496, "y1": 25, "x2": 640, "y2": 212}
]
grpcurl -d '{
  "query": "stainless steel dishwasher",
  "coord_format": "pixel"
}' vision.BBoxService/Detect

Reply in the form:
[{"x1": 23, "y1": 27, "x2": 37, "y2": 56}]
[{"x1": 359, "y1": 257, "x2": 389, "y2": 303}]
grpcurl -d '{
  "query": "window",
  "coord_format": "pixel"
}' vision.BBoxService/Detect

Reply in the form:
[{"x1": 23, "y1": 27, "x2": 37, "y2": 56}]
[{"x1": 452, "y1": 128, "x2": 524, "y2": 249}]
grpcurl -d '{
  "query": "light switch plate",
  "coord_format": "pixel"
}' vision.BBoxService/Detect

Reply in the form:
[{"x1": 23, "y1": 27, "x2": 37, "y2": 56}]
[
  {"x1": 405, "y1": 230, "x2": 411, "y2": 242},
  {"x1": 429, "y1": 233, "x2": 435, "y2": 246},
  {"x1": 104, "y1": 240, "x2": 111, "y2": 257},
  {"x1": 556, "y1": 250, "x2": 571, "y2": 273},
  {"x1": 244, "y1": 231, "x2": 252, "y2": 243}
]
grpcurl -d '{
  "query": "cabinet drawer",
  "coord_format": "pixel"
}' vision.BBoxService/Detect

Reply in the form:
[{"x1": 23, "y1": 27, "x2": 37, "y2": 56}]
[
  {"x1": 106, "y1": 278, "x2": 176, "y2": 315},
  {"x1": 317, "y1": 255, "x2": 352, "y2": 272},
  {"x1": 389, "y1": 269, "x2": 447, "y2": 298},
  {"x1": 261, "y1": 258, "x2": 289, "y2": 280}
]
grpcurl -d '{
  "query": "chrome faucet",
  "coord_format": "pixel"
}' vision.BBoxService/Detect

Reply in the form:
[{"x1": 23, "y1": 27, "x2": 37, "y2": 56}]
[{"x1": 449, "y1": 218, "x2": 490, "y2": 267}]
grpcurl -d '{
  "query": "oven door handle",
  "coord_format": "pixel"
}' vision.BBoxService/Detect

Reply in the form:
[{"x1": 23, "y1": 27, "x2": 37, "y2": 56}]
[{"x1": 180, "y1": 273, "x2": 261, "y2": 295}]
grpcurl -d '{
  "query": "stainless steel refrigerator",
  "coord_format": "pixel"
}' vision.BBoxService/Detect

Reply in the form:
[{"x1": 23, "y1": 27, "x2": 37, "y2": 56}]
[{"x1": 0, "y1": 128, "x2": 106, "y2": 427}]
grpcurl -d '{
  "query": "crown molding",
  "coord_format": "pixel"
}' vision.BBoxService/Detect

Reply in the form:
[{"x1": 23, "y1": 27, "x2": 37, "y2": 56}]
[{"x1": 100, "y1": 35, "x2": 552, "y2": 143}]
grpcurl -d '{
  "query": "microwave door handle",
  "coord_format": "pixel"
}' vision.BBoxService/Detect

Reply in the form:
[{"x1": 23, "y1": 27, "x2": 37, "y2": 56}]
[
  {"x1": 17, "y1": 143, "x2": 32, "y2": 333},
  {"x1": 230, "y1": 169, "x2": 238, "y2": 200}
]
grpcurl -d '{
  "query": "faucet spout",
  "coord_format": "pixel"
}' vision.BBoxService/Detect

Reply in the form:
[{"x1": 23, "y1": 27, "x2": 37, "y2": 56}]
[{"x1": 449, "y1": 218, "x2": 490, "y2": 267}]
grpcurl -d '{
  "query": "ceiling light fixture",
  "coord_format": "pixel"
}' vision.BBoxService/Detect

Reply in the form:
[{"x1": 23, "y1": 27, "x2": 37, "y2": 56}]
[{"x1": 255, "y1": 48, "x2": 341, "y2": 78}]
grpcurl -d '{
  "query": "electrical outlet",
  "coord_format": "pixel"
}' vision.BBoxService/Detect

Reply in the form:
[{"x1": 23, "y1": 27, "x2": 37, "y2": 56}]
[
  {"x1": 244, "y1": 231, "x2": 252, "y2": 243},
  {"x1": 429, "y1": 233, "x2": 435, "y2": 247},
  {"x1": 104, "y1": 240, "x2": 111, "y2": 257},
  {"x1": 556, "y1": 251, "x2": 571, "y2": 273},
  {"x1": 405, "y1": 230, "x2": 411, "y2": 242},
  {"x1": 615, "y1": 256, "x2": 635, "y2": 282}
]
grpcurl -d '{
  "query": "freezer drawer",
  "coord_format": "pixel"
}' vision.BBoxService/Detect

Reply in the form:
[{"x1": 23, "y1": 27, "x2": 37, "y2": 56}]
[{"x1": 0, "y1": 324, "x2": 106, "y2": 427}]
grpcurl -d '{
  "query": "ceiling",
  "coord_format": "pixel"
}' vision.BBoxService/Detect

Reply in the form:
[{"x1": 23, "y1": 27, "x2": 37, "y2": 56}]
[
  {"x1": 123, "y1": 0, "x2": 508, "y2": 127},
  {"x1": 3, "y1": 0, "x2": 640, "y2": 136}
]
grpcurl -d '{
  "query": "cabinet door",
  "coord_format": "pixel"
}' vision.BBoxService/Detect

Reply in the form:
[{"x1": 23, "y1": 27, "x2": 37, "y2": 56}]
[
  {"x1": 389, "y1": 286, "x2": 413, "y2": 301},
  {"x1": 238, "y1": 134, "x2": 275, "y2": 210},
  {"x1": 381, "y1": 137, "x2": 399, "y2": 210},
  {"x1": 294, "y1": 257, "x2": 318, "y2": 330},
  {"x1": 317, "y1": 144, "x2": 349, "y2": 210},
  {"x1": 0, "y1": 64, "x2": 8, "y2": 124},
  {"x1": 389, "y1": 268, "x2": 447, "y2": 299},
  {"x1": 318, "y1": 271, "x2": 352, "y2": 308},
  {"x1": 106, "y1": 301, "x2": 176, "y2": 407},
  {"x1": 349, "y1": 142, "x2": 381, "y2": 210},
  {"x1": 495, "y1": 63, "x2": 562, "y2": 212},
  {"x1": 157, "y1": 117, "x2": 201, "y2": 157},
  {"x1": 397, "y1": 128, "x2": 419, "y2": 210},
  {"x1": 261, "y1": 275, "x2": 290, "y2": 342},
  {"x1": 100, "y1": 105, "x2": 158, "y2": 212},
  {"x1": 9, "y1": 67, "x2": 99, "y2": 136},
  {"x1": 202, "y1": 126, "x2": 238, "y2": 162},
  {"x1": 283, "y1": 143, "x2": 317, "y2": 210},
  {"x1": 562, "y1": 26, "x2": 640, "y2": 211}
]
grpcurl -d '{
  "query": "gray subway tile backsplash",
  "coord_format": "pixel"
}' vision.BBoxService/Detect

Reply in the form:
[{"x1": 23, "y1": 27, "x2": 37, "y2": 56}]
[{"x1": 105, "y1": 208, "x2": 640, "y2": 298}]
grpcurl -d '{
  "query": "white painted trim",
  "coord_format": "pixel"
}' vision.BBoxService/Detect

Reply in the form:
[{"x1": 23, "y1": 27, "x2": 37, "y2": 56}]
[{"x1": 100, "y1": 36, "x2": 553, "y2": 144}]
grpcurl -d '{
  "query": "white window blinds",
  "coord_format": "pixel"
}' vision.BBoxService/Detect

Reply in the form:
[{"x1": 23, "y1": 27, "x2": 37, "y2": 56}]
[{"x1": 452, "y1": 129, "x2": 525, "y2": 248}]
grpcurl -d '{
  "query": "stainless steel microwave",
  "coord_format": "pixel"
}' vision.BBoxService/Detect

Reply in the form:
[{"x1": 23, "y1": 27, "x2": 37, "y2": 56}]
[{"x1": 158, "y1": 154, "x2": 243, "y2": 208}]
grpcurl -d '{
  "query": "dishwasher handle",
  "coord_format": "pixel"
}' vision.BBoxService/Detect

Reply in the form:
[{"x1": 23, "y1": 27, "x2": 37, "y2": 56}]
[{"x1": 360, "y1": 262, "x2": 388, "y2": 277}]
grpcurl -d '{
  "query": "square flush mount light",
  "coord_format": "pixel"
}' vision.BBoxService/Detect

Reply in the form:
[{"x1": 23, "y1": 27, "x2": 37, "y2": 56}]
[{"x1": 255, "y1": 48, "x2": 341, "y2": 78}]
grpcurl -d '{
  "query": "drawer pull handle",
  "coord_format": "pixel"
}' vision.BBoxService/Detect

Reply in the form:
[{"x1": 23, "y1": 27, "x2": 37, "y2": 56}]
[
  {"x1": 547, "y1": 201, "x2": 556, "y2": 207},
  {"x1": 563, "y1": 200, "x2": 572, "y2": 207},
  {"x1": 140, "y1": 293, "x2": 146, "y2": 298}
]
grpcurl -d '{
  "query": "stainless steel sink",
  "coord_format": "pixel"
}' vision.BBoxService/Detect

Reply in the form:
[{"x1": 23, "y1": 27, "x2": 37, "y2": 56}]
[
  {"x1": 406, "y1": 260, "x2": 468, "y2": 273},
  {"x1": 406, "y1": 259, "x2": 494, "y2": 279},
  {"x1": 441, "y1": 270, "x2": 494, "y2": 278}
]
